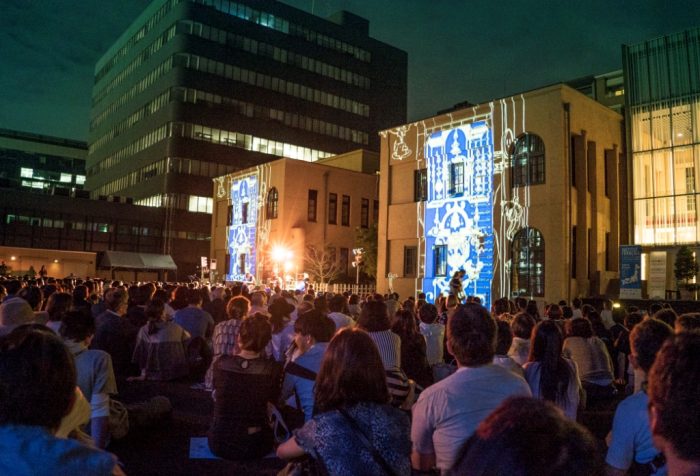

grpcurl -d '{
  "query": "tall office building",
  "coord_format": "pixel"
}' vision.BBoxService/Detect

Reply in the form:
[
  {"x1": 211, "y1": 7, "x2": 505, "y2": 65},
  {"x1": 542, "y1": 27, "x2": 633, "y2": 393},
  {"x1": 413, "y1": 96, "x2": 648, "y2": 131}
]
[
  {"x1": 623, "y1": 27, "x2": 700, "y2": 295},
  {"x1": 87, "y1": 0, "x2": 407, "y2": 272}
]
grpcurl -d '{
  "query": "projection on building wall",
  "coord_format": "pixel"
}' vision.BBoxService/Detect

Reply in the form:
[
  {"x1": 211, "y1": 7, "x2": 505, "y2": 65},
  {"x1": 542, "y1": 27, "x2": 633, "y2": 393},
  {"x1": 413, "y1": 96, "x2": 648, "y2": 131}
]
[
  {"x1": 423, "y1": 122, "x2": 494, "y2": 307},
  {"x1": 226, "y1": 174, "x2": 258, "y2": 281}
]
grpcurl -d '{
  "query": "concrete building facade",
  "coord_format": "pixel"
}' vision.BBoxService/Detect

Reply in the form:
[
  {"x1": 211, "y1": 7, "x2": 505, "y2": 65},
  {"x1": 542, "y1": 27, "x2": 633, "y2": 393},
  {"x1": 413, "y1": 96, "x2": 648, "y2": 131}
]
[
  {"x1": 88, "y1": 0, "x2": 406, "y2": 274},
  {"x1": 210, "y1": 150, "x2": 379, "y2": 284},
  {"x1": 377, "y1": 84, "x2": 626, "y2": 306}
]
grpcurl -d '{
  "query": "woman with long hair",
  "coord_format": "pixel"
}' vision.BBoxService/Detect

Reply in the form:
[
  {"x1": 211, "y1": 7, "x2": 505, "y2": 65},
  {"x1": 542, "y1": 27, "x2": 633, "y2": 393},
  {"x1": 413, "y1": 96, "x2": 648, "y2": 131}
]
[
  {"x1": 130, "y1": 299, "x2": 190, "y2": 381},
  {"x1": 277, "y1": 328, "x2": 411, "y2": 474},
  {"x1": 392, "y1": 309, "x2": 433, "y2": 389},
  {"x1": 524, "y1": 321, "x2": 582, "y2": 419},
  {"x1": 44, "y1": 291, "x2": 73, "y2": 334},
  {"x1": 563, "y1": 317, "x2": 615, "y2": 401}
]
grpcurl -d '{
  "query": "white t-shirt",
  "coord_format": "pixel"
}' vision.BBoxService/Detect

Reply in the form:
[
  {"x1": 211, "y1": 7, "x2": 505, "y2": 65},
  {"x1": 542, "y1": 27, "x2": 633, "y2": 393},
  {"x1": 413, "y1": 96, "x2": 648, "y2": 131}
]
[
  {"x1": 327, "y1": 311, "x2": 354, "y2": 331},
  {"x1": 411, "y1": 364, "x2": 532, "y2": 471},
  {"x1": 419, "y1": 322, "x2": 445, "y2": 366}
]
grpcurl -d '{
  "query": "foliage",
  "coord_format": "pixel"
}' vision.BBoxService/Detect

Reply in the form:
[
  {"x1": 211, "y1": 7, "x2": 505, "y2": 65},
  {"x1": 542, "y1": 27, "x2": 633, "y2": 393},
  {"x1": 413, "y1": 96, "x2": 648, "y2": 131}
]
[
  {"x1": 304, "y1": 245, "x2": 343, "y2": 284},
  {"x1": 674, "y1": 245, "x2": 698, "y2": 289},
  {"x1": 354, "y1": 224, "x2": 378, "y2": 280}
]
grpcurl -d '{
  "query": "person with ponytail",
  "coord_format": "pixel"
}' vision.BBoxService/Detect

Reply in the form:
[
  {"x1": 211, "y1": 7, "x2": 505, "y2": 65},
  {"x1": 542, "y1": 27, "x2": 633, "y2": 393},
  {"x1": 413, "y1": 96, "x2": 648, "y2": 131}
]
[
  {"x1": 130, "y1": 298, "x2": 190, "y2": 381},
  {"x1": 523, "y1": 320, "x2": 582, "y2": 419}
]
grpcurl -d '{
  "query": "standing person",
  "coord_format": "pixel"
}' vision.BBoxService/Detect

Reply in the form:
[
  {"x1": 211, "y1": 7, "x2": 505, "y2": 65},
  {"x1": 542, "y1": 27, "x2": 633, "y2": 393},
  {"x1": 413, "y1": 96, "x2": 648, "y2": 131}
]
[
  {"x1": 411, "y1": 304, "x2": 531, "y2": 473},
  {"x1": 39, "y1": 265, "x2": 48, "y2": 279},
  {"x1": 508, "y1": 312, "x2": 536, "y2": 366},
  {"x1": 327, "y1": 294, "x2": 354, "y2": 331},
  {"x1": 647, "y1": 332, "x2": 700, "y2": 476},
  {"x1": 0, "y1": 325, "x2": 122, "y2": 475},
  {"x1": 208, "y1": 315, "x2": 282, "y2": 460},
  {"x1": 268, "y1": 297, "x2": 296, "y2": 362},
  {"x1": 523, "y1": 321, "x2": 581, "y2": 420},
  {"x1": 563, "y1": 318, "x2": 615, "y2": 401},
  {"x1": 449, "y1": 270, "x2": 465, "y2": 303},
  {"x1": 277, "y1": 328, "x2": 411, "y2": 475},
  {"x1": 173, "y1": 287, "x2": 215, "y2": 340},
  {"x1": 606, "y1": 319, "x2": 672, "y2": 476},
  {"x1": 419, "y1": 303, "x2": 445, "y2": 368}
]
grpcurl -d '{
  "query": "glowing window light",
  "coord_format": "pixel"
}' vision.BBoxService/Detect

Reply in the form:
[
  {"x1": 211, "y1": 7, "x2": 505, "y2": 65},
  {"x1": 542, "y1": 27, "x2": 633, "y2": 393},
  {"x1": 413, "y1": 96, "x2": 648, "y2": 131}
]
[
  {"x1": 20, "y1": 168, "x2": 33, "y2": 178},
  {"x1": 60, "y1": 173, "x2": 72, "y2": 183}
]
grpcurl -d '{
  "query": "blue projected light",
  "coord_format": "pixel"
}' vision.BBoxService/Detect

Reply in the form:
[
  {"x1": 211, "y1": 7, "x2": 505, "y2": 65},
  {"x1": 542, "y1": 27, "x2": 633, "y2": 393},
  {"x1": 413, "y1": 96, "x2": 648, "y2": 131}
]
[
  {"x1": 422, "y1": 122, "x2": 494, "y2": 307},
  {"x1": 226, "y1": 175, "x2": 258, "y2": 281}
]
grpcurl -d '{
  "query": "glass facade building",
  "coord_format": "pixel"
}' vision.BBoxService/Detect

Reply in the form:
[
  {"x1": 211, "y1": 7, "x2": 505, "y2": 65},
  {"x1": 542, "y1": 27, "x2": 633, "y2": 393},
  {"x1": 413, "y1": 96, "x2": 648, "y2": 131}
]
[{"x1": 624, "y1": 28, "x2": 700, "y2": 245}]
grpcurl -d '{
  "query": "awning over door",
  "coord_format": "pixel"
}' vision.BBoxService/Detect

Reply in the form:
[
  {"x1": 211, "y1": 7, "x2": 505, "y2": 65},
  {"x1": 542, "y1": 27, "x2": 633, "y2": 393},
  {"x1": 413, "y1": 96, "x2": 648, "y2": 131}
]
[{"x1": 98, "y1": 251, "x2": 177, "y2": 270}]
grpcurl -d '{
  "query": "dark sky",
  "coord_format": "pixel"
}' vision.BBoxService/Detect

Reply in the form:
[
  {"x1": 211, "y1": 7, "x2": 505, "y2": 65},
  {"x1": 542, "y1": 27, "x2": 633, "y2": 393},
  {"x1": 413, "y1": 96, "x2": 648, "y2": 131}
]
[{"x1": 1, "y1": 0, "x2": 699, "y2": 141}]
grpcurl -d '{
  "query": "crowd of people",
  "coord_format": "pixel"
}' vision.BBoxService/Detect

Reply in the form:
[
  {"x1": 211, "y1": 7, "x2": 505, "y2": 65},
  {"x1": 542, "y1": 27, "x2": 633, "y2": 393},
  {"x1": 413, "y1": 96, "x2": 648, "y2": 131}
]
[{"x1": 0, "y1": 274, "x2": 699, "y2": 475}]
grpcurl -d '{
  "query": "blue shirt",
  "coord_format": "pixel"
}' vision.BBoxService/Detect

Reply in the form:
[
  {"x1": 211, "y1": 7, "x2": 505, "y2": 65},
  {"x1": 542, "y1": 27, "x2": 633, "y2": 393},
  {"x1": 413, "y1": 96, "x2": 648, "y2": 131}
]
[
  {"x1": 0, "y1": 424, "x2": 116, "y2": 476},
  {"x1": 173, "y1": 306, "x2": 214, "y2": 339},
  {"x1": 282, "y1": 343, "x2": 328, "y2": 421}
]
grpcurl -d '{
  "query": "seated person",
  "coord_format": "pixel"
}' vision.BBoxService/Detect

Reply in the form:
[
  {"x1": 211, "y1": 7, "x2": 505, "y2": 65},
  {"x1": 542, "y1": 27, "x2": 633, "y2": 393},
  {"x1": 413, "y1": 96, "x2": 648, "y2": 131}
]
[
  {"x1": 280, "y1": 310, "x2": 334, "y2": 425},
  {"x1": 0, "y1": 325, "x2": 122, "y2": 475},
  {"x1": 61, "y1": 311, "x2": 118, "y2": 449},
  {"x1": 411, "y1": 304, "x2": 531, "y2": 473},
  {"x1": 92, "y1": 288, "x2": 138, "y2": 377},
  {"x1": 277, "y1": 328, "x2": 411, "y2": 474},
  {"x1": 606, "y1": 318, "x2": 672, "y2": 476},
  {"x1": 450, "y1": 396, "x2": 604, "y2": 475},
  {"x1": 492, "y1": 319, "x2": 524, "y2": 377},
  {"x1": 647, "y1": 332, "x2": 700, "y2": 476},
  {"x1": 208, "y1": 315, "x2": 282, "y2": 460},
  {"x1": 131, "y1": 299, "x2": 190, "y2": 381}
]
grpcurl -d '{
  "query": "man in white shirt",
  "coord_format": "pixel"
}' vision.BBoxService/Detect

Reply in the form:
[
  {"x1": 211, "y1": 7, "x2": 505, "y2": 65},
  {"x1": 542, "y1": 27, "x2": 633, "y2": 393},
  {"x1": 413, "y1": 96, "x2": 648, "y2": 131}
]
[
  {"x1": 411, "y1": 303, "x2": 531, "y2": 473},
  {"x1": 327, "y1": 294, "x2": 354, "y2": 331}
]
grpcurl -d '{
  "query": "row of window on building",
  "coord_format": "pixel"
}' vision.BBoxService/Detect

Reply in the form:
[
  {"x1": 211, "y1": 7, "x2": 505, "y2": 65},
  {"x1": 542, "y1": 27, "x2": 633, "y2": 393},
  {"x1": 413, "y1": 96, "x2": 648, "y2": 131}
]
[{"x1": 3, "y1": 213, "x2": 210, "y2": 241}]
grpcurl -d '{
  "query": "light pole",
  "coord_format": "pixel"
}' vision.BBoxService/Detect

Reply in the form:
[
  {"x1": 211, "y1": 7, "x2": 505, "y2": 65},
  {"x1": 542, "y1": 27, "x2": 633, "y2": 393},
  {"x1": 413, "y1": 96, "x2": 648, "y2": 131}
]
[{"x1": 352, "y1": 248, "x2": 363, "y2": 285}]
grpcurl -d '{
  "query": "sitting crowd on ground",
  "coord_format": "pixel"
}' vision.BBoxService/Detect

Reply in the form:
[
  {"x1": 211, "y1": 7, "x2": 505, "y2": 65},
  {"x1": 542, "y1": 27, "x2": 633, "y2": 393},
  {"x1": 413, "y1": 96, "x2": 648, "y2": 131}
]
[{"x1": 1, "y1": 273, "x2": 700, "y2": 475}]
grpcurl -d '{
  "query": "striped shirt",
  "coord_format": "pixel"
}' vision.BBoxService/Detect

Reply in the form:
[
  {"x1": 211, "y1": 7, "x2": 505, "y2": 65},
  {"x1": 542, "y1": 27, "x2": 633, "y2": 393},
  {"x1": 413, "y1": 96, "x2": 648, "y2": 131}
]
[{"x1": 368, "y1": 330, "x2": 402, "y2": 371}]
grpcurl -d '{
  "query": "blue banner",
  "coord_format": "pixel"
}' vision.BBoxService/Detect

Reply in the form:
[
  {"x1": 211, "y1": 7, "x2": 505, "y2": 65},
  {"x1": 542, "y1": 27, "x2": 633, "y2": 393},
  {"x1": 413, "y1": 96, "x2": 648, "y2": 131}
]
[{"x1": 619, "y1": 245, "x2": 642, "y2": 299}]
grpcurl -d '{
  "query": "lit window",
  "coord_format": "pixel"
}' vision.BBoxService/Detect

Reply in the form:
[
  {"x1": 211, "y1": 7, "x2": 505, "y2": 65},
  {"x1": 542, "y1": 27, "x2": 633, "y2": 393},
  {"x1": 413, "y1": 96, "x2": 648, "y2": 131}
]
[
  {"x1": 512, "y1": 227, "x2": 545, "y2": 297},
  {"x1": 60, "y1": 173, "x2": 72, "y2": 183},
  {"x1": 188, "y1": 196, "x2": 213, "y2": 213},
  {"x1": 76, "y1": 175, "x2": 86, "y2": 185},
  {"x1": 512, "y1": 134, "x2": 545, "y2": 187},
  {"x1": 20, "y1": 168, "x2": 33, "y2": 178},
  {"x1": 266, "y1": 187, "x2": 279, "y2": 219},
  {"x1": 433, "y1": 245, "x2": 447, "y2": 277}
]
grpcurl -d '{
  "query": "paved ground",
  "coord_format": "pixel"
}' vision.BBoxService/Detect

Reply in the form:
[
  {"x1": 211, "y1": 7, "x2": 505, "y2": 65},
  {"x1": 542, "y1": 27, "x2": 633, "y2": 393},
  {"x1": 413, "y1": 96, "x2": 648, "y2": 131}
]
[{"x1": 109, "y1": 378, "x2": 286, "y2": 476}]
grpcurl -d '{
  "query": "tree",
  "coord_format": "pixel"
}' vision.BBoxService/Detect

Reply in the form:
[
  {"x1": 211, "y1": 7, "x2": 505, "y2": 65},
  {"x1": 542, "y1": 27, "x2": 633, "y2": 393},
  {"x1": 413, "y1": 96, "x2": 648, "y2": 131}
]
[
  {"x1": 354, "y1": 224, "x2": 378, "y2": 280},
  {"x1": 674, "y1": 245, "x2": 698, "y2": 290},
  {"x1": 304, "y1": 245, "x2": 342, "y2": 284}
]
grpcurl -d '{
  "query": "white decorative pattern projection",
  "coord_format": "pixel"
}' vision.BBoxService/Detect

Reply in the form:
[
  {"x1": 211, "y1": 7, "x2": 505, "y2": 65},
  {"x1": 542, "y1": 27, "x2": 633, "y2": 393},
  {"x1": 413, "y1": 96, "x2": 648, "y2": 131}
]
[
  {"x1": 226, "y1": 174, "x2": 258, "y2": 281},
  {"x1": 423, "y1": 122, "x2": 494, "y2": 306}
]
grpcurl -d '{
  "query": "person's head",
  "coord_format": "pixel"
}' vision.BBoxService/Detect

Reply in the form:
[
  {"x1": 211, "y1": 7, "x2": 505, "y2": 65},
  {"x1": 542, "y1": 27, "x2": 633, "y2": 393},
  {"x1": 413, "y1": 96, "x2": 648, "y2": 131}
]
[
  {"x1": 237, "y1": 314, "x2": 272, "y2": 353},
  {"x1": 226, "y1": 295, "x2": 250, "y2": 320},
  {"x1": 17, "y1": 286, "x2": 43, "y2": 311},
  {"x1": 59, "y1": 310, "x2": 96, "y2": 343},
  {"x1": 294, "y1": 309, "x2": 335, "y2": 352},
  {"x1": 545, "y1": 304, "x2": 562, "y2": 320},
  {"x1": 104, "y1": 288, "x2": 128, "y2": 313},
  {"x1": 357, "y1": 300, "x2": 391, "y2": 332},
  {"x1": 268, "y1": 297, "x2": 295, "y2": 333},
  {"x1": 561, "y1": 305, "x2": 573, "y2": 319},
  {"x1": 46, "y1": 292, "x2": 72, "y2": 322},
  {"x1": 648, "y1": 332, "x2": 700, "y2": 466},
  {"x1": 581, "y1": 304, "x2": 595, "y2": 318},
  {"x1": 566, "y1": 317, "x2": 593, "y2": 338},
  {"x1": 624, "y1": 311, "x2": 644, "y2": 330},
  {"x1": 511, "y1": 312, "x2": 536, "y2": 340},
  {"x1": 676, "y1": 313, "x2": 700, "y2": 333},
  {"x1": 72, "y1": 285, "x2": 88, "y2": 303},
  {"x1": 629, "y1": 318, "x2": 672, "y2": 374},
  {"x1": 328, "y1": 294, "x2": 346, "y2": 313},
  {"x1": 515, "y1": 297, "x2": 527, "y2": 311},
  {"x1": 649, "y1": 302, "x2": 663, "y2": 316},
  {"x1": 145, "y1": 299, "x2": 166, "y2": 334},
  {"x1": 186, "y1": 287, "x2": 203, "y2": 306},
  {"x1": 492, "y1": 298, "x2": 510, "y2": 317},
  {"x1": 0, "y1": 297, "x2": 35, "y2": 336},
  {"x1": 418, "y1": 303, "x2": 438, "y2": 324},
  {"x1": 451, "y1": 397, "x2": 604, "y2": 476},
  {"x1": 495, "y1": 319, "x2": 513, "y2": 356},
  {"x1": 653, "y1": 308, "x2": 678, "y2": 329},
  {"x1": 392, "y1": 309, "x2": 419, "y2": 337},
  {"x1": 313, "y1": 295, "x2": 328, "y2": 315},
  {"x1": 0, "y1": 325, "x2": 76, "y2": 430},
  {"x1": 572, "y1": 297, "x2": 582, "y2": 309},
  {"x1": 526, "y1": 300, "x2": 540, "y2": 319},
  {"x1": 250, "y1": 291, "x2": 266, "y2": 308},
  {"x1": 448, "y1": 304, "x2": 496, "y2": 367},
  {"x1": 314, "y1": 328, "x2": 389, "y2": 413}
]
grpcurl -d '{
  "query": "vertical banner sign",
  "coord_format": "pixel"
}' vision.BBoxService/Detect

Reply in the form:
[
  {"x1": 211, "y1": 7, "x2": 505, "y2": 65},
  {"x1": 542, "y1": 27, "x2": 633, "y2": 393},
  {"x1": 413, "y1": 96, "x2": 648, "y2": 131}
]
[
  {"x1": 648, "y1": 251, "x2": 667, "y2": 300},
  {"x1": 619, "y1": 245, "x2": 642, "y2": 299}
]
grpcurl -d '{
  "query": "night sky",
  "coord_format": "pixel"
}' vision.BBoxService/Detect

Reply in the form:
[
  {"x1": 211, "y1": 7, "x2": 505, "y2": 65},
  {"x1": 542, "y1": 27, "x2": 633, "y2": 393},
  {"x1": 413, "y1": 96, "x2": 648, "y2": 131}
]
[{"x1": 1, "y1": 0, "x2": 699, "y2": 141}]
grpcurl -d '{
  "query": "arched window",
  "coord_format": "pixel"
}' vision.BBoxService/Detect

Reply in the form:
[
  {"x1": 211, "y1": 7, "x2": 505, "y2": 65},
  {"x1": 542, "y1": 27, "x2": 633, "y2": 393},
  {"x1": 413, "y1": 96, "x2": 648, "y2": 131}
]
[
  {"x1": 512, "y1": 227, "x2": 544, "y2": 297},
  {"x1": 512, "y1": 133, "x2": 545, "y2": 186},
  {"x1": 266, "y1": 187, "x2": 278, "y2": 219}
]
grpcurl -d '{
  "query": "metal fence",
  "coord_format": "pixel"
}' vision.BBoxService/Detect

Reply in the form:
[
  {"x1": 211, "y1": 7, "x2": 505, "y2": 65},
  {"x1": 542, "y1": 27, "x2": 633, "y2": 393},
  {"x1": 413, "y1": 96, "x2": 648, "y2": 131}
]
[{"x1": 311, "y1": 282, "x2": 376, "y2": 296}]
